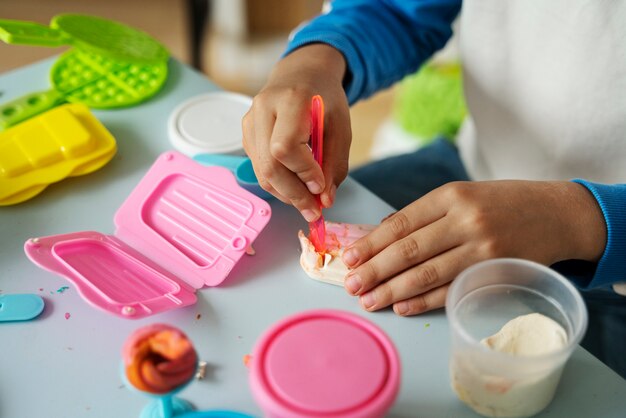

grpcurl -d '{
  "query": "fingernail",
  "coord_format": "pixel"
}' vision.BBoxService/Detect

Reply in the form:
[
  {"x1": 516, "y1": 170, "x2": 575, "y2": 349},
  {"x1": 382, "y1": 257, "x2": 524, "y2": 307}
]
[
  {"x1": 344, "y1": 272, "x2": 362, "y2": 295},
  {"x1": 301, "y1": 209, "x2": 319, "y2": 222},
  {"x1": 306, "y1": 181, "x2": 323, "y2": 194},
  {"x1": 321, "y1": 194, "x2": 332, "y2": 208},
  {"x1": 394, "y1": 301, "x2": 409, "y2": 316},
  {"x1": 342, "y1": 248, "x2": 359, "y2": 267},
  {"x1": 381, "y1": 211, "x2": 396, "y2": 223},
  {"x1": 322, "y1": 184, "x2": 336, "y2": 208},
  {"x1": 360, "y1": 292, "x2": 376, "y2": 310}
]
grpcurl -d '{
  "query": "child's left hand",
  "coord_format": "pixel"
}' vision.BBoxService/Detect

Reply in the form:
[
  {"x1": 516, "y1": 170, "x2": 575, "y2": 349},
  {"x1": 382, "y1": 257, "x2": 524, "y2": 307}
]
[{"x1": 341, "y1": 180, "x2": 606, "y2": 316}]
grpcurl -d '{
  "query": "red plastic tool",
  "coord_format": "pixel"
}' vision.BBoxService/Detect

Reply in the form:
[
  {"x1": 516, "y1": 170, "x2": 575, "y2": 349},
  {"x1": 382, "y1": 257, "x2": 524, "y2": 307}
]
[{"x1": 308, "y1": 95, "x2": 326, "y2": 252}]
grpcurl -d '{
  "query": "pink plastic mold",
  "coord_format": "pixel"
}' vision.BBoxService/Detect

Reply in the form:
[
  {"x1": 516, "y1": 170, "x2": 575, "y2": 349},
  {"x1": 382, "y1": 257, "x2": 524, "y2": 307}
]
[
  {"x1": 24, "y1": 151, "x2": 271, "y2": 319},
  {"x1": 249, "y1": 309, "x2": 401, "y2": 418}
]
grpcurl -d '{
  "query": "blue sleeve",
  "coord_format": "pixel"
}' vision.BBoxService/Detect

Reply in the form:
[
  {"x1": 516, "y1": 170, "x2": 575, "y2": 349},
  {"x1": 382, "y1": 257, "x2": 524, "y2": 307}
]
[
  {"x1": 552, "y1": 180, "x2": 626, "y2": 293},
  {"x1": 284, "y1": 0, "x2": 462, "y2": 104}
]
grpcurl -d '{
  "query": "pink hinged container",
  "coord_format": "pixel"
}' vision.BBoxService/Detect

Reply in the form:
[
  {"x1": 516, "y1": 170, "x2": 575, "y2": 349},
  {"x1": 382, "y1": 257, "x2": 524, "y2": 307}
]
[
  {"x1": 248, "y1": 309, "x2": 401, "y2": 418},
  {"x1": 24, "y1": 151, "x2": 271, "y2": 319}
]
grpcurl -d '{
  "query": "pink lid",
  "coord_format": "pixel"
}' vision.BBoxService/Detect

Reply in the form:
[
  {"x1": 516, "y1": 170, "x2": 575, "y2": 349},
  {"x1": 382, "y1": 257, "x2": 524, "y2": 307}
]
[
  {"x1": 249, "y1": 310, "x2": 400, "y2": 418},
  {"x1": 24, "y1": 151, "x2": 271, "y2": 319},
  {"x1": 114, "y1": 151, "x2": 271, "y2": 289}
]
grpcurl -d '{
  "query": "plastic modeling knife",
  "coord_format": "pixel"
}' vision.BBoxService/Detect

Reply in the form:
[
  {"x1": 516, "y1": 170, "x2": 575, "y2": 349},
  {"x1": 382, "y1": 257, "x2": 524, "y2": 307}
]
[{"x1": 308, "y1": 95, "x2": 326, "y2": 253}]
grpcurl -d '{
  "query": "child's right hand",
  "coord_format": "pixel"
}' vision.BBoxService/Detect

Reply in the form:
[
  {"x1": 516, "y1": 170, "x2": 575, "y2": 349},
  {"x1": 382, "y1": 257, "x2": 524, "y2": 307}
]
[{"x1": 242, "y1": 44, "x2": 352, "y2": 222}]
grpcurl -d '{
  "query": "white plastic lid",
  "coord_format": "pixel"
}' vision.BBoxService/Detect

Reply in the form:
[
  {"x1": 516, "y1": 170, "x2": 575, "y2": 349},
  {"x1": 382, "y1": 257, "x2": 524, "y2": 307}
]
[{"x1": 168, "y1": 92, "x2": 252, "y2": 156}]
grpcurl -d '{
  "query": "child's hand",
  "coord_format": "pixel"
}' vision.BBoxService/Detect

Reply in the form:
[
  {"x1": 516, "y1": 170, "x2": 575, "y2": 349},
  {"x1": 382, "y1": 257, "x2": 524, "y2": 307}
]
[
  {"x1": 341, "y1": 180, "x2": 607, "y2": 316},
  {"x1": 242, "y1": 44, "x2": 351, "y2": 221}
]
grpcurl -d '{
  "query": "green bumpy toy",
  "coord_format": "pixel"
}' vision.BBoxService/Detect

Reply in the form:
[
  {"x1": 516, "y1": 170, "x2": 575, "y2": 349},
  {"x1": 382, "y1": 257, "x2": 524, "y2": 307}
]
[{"x1": 393, "y1": 61, "x2": 467, "y2": 145}]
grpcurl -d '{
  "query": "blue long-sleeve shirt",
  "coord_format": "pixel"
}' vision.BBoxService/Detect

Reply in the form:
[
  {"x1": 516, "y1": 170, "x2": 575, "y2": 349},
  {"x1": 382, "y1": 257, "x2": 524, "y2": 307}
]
[
  {"x1": 284, "y1": 0, "x2": 626, "y2": 293},
  {"x1": 286, "y1": 0, "x2": 461, "y2": 105}
]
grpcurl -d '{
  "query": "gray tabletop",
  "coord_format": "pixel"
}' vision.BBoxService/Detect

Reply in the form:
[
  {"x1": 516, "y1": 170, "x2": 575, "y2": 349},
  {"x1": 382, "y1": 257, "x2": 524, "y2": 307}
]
[{"x1": 1, "y1": 58, "x2": 625, "y2": 418}]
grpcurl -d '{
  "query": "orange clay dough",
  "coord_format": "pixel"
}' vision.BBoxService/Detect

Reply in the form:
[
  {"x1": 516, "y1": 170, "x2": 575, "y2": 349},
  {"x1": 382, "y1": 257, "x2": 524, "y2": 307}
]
[
  {"x1": 298, "y1": 221, "x2": 376, "y2": 286},
  {"x1": 123, "y1": 323, "x2": 198, "y2": 394}
]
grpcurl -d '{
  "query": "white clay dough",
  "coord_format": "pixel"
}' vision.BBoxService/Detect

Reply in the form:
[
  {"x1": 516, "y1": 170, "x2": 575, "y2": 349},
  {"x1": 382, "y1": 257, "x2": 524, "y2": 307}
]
[
  {"x1": 298, "y1": 221, "x2": 376, "y2": 286},
  {"x1": 480, "y1": 313, "x2": 568, "y2": 356}
]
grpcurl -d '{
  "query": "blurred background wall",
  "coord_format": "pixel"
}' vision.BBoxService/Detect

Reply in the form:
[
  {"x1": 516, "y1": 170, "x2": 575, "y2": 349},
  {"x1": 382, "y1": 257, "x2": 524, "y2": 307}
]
[{"x1": 0, "y1": 0, "x2": 396, "y2": 167}]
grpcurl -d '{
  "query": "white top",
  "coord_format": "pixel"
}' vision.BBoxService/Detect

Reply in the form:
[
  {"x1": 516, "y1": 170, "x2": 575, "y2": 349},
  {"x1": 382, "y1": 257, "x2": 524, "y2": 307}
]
[{"x1": 457, "y1": 0, "x2": 626, "y2": 183}]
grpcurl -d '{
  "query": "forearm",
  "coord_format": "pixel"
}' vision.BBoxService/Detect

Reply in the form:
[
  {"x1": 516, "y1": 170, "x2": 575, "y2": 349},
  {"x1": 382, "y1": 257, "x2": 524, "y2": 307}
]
[{"x1": 284, "y1": 0, "x2": 462, "y2": 104}]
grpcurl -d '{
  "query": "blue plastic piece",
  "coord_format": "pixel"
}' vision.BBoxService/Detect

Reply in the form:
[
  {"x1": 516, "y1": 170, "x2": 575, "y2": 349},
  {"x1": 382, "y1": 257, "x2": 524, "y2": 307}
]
[
  {"x1": 0, "y1": 293, "x2": 45, "y2": 321},
  {"x1": 120, "y1": 363, "x2": 255, "y2": 418},
  {"x1": 121, "y1": 364, "x2": 195, "y2": 418},
  {"x1": 177, "y1": 411, "x2": 255, "y2": 418},
  {"x1": 139, "y1": 397, "x2": 194, "y2": 418},
  {"x1": 193, "y1": 154, "x2": 271, "y2": 200}
]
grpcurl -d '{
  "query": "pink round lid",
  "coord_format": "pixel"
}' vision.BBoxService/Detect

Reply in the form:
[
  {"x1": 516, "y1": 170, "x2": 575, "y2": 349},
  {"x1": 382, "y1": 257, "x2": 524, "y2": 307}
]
[{"x1": 249, "y1": 310, "x2": 400, "y2": 418}]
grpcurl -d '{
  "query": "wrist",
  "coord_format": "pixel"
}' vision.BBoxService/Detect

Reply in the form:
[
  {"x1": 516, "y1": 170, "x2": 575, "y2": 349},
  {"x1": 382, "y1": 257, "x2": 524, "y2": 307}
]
[
  {"x1": 273, "y1": 43, "x2": 347, "y2": 86},
  {"x1": 556, "y1": 181, "x2": 607, "y2": 262}
]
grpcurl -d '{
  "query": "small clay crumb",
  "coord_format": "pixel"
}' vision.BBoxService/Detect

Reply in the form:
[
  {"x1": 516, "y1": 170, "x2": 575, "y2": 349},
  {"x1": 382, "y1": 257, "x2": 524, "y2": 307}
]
[{"x1": 195, "y1": 361, "x2": 208, "y2": 380}]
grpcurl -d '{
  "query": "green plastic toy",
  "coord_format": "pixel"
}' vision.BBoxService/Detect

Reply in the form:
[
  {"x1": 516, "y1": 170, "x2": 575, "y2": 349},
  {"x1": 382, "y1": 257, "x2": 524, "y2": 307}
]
[
  {"x1": 393, "y1": 61, "x2": 466, "y2": 144},
  {"x1": 0, "y1": 49, "x2": 168, "y2": 130},
  {"x1": 0, "y1": 14, "x2": 170, "y2": 131},
  {"x1": 0, "y1": 14, "x2": 168, "y2": 64}
]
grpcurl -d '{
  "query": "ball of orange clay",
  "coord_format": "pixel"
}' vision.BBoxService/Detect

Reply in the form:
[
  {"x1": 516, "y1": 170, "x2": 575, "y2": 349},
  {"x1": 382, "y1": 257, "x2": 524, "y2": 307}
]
[{"x1": 123, "y1": 324, "x2": 198, "y2": 394}]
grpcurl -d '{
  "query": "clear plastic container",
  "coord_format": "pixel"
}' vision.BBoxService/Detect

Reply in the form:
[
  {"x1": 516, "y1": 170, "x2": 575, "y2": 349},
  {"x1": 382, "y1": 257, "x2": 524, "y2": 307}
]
[{"x1": 446, "y1": 258, "x2": 588, "y2": 418}]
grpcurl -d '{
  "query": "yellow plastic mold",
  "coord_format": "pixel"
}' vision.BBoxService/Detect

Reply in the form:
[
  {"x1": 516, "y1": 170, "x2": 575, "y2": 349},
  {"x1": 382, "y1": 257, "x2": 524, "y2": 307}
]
[{"x1": 0, "y1": 103, "x2": 116, "y2": 205}]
